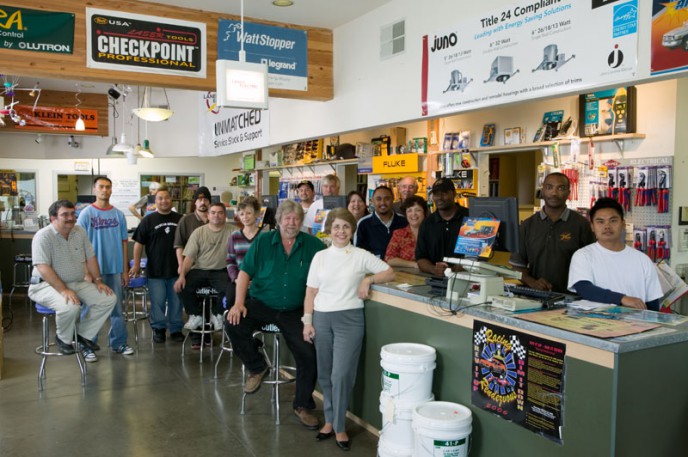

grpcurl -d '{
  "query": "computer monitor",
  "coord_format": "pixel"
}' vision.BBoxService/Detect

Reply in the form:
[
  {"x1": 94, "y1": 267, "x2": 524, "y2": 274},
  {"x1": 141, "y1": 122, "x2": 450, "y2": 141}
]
[
  {"x1": 261, "y1": 195, "x2": 279, "y2": 210},
  {"x1": 211, "y1": 195, "x2": 221, "y2": 204},
  {"x1": 322, "y1": 195, "x2": 347, "y2": 210},
  {"x1": 467, "y1": 196, "x2": 520, "y2": 254}
]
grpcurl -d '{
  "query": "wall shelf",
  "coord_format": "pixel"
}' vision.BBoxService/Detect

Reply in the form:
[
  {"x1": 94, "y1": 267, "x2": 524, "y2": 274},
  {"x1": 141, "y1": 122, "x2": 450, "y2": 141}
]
[{"x1": 253, "y1": 158, "x2": 359, "y2": 173}]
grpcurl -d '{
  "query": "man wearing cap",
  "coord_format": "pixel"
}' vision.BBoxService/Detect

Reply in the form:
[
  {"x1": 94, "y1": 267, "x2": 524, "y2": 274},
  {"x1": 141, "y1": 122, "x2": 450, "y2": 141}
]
[
  {"x1": 303, "y1": 174, "x2": 341, "y2": 233},
  {"x1": 355, "y1": 186, "x2": 408, "y2": 258},
  {"x1": 174, "y1": 186, "x2": 211, "y2": 340},
  {"x1": 297, "y1": 180, "x2": 315, "y2": 211},
  {"x1": 416, "y1": 177, "x2": 469, "y2": 276},
  {"x1": 393, "y1": 176, "x2": 419, "y2": 215}
]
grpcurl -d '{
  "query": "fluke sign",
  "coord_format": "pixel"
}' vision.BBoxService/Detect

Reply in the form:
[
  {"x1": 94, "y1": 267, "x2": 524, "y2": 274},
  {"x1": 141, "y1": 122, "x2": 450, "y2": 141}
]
[{"x1": 372, "y1": 153, "x2": 420, "y2": 173}]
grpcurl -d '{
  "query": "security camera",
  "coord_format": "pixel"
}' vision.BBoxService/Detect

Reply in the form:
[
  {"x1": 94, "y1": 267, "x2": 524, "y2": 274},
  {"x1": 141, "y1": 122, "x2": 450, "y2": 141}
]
[
  {"x1": 68, "y1": 135, "x2": 80, "y2": 148},
  {"x1": 35, "y1": 134, "x2": 42, "y2": 144},
  {"x1": 108, "y1": 85, "x2": 122, "y2": 100}
]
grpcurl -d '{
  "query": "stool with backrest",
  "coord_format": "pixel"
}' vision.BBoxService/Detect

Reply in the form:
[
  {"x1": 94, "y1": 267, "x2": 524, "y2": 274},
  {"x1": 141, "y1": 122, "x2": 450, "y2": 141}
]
[
  {"x1": 240, "y1": 324, "x2": 297, "y2": 425},
  {"x1": 182, "y1": 287, "x2": 221, "y2": 362},
  {"x1": 214, "y1": 307, "x2": 233, "y2": 378},
  {"x1": 9, "y1": 253, "x2": 32, "y2": 311},
  {"x1": 34, "y1": 303, "x2": 86, "y2": 391},
  {"x1": 124, "y1": 258, "x2": 149, "y2": 346}
]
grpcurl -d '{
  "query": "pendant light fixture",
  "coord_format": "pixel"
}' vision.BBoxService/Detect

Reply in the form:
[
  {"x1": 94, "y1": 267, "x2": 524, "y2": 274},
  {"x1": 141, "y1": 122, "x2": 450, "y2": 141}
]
[
  {"x1": 74, "y1": 84, "x2": 85, "y2": 131},
  {"x1": 132, "y1": 87, "x2": 173, "y2": 122},
  {"x1": 139, "y1": 120, "x2": 155, "y2": 158},
  {"x1": 105, "y1": 100, "x2": 122, "y2": 156},
  {"x1": 111, "y1": 88, "x2": 134, "y2": 155}
]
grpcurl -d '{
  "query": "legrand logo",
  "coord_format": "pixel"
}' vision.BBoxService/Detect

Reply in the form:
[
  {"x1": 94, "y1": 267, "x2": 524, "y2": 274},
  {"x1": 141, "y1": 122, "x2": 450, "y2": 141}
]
[{"x1": 0, "y1": 9, "x2": 24, "y2": 31}]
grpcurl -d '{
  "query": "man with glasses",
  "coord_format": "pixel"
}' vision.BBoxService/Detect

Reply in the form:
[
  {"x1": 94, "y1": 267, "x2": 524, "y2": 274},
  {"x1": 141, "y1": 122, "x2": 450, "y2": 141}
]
[
  {"x1": 28, "y1": 200, "x2": 117, "y2": 362},
  {"x1": 393, "y1": 176, "x2": 419, "y2": 215},
  {"x1": 509, "y1": 172, "x2": 595, "y2": 293}
]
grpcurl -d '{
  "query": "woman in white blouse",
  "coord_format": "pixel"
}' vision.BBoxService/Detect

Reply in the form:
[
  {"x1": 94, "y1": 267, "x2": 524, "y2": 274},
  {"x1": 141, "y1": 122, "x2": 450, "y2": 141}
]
[{"x1": 303, "y1": 208, "x2": 394, "y2": 451}]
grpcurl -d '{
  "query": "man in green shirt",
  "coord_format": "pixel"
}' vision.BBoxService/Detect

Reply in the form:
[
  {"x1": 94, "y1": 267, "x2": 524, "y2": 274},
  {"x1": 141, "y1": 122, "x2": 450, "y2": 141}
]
[{"x1": 226, "y1": 199, "x2": 325, "y2": 429}]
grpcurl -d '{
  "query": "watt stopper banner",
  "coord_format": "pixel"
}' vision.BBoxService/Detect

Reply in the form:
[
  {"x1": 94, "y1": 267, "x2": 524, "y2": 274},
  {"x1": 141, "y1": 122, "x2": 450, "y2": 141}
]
[{"x1": 198, "y1": 92, "x2": 270, "y2": 157}]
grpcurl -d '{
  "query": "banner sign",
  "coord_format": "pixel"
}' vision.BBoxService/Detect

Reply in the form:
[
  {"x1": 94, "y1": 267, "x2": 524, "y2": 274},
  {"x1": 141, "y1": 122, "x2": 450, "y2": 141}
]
[
  {"x1": 86, "y1": 8, "x2": 206, "y2": 78},
  {"x1": 218, "y1": 20, "x2": 308, "y2": 91},
  {"x1": 472, "y1": 320, "x2": 566, "y2": 443},
  {"x1": 372, "y1": 153, "x2": 420, "y2": 174},
  {"x1": 13, "y1": 105, "x2": 99, "y2": 132},
  {"x1": 422, "y1": 0, "x2": 638, "y2": 117},
  {"x1": 0, "y1": 5, "x2": 74, "y2": 54},
  {"x1": 198, "y1": 92, "x2": 270, "y2": 156},
  {"x1": 650, "y1": 1, "x2": 688, "y2": 76}
]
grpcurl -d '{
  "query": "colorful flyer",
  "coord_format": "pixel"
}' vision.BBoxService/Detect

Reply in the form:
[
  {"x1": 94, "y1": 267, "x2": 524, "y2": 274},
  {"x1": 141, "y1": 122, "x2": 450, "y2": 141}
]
[{"x1": 454, "y1": 217, "x2": 500, "y2": 258}]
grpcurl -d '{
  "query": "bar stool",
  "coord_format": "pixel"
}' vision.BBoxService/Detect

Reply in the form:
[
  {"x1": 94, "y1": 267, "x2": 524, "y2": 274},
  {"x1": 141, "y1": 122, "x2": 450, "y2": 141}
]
[
  {"x1": 124, "y1": 259, "x2": 149, "y2": 346},
  {"x1": 9, "y1": 253, "x2": 32, "y2": 310},
  {"x1": 240, "y1": 324, "x2": 296, "y2": 425},
  {"x1": 182, "y1": 287, "x2": 221, "y2": 363},
  {"x1": 214, "y1": 308, "x2": 233, "y2": 378},
  {"x1": 34, "y1": 303, "x2": 86, "y2": 391}
]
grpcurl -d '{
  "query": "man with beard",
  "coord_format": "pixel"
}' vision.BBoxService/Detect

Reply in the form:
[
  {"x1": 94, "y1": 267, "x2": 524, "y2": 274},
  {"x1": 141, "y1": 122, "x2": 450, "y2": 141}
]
[
  {"x1": 226, "y1": 200, "x2": 325, "y2": 429},
  {"x1": 510, "y1": 172, "x2": 594, "y2": 293},
  {"x1": 415, "y1": 178, "x2": 469, "y2": 277},
  {"x1": 355, "y1": 186, "x2": 408, "y2": 258},
  {"x1": 131, "y1": 185, "x2": 184, "y2": 343},
  {"x1": 173, "y1": 186, "x2": 211, "y2": 344}
]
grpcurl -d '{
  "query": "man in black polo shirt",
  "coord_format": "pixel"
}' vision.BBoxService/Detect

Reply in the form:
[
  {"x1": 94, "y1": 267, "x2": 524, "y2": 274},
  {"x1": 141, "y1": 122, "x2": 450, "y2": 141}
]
[
  {"x1": 509, "y1": 172, "x2": 594, "y2": 293},
  {"x1": 416, "y1": 178, "x2": 468, "y2": 276}
]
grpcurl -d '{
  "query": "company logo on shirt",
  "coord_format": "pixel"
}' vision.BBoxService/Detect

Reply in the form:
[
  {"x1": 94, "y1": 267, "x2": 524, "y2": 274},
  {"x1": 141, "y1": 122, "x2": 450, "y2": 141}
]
[
  {"x1": 90, "y1": 215, "x2": 120, "y2": 229},
  {"x1": 560, "y1": 232, "x2": 572, "y2": 241}
]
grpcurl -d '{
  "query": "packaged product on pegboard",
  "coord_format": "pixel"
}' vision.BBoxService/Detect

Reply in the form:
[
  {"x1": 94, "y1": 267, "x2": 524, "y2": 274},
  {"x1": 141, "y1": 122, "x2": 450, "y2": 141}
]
[{"x1": 657, "y1": 165, "x2": 671, "y2": 213}]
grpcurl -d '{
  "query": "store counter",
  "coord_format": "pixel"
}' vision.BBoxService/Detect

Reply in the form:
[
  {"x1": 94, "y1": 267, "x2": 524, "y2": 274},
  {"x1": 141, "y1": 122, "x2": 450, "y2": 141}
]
[{"x1": 350, "y1": 276, "x2": 688, "y2": 457}]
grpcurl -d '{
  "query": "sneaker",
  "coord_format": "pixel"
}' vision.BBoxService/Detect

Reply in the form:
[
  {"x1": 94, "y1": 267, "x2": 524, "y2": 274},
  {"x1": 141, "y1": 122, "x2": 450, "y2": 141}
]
[
  {"x1": 81, "y1": 347, "x2": 98, "y2": 363},
  {"x1": 170, "y1": 331, "x2": 185, "y2": 343},
  {"x1": 55, "y1": 335, "x2": 76, "y2": 355},
  {"x1": 244, "y1": 366, "x2": 269, "y2": 394},
  {"x1": 191, "y1": 334, "x2": 202, "y2": 350},
  {"x1": 77, "y1": 334, "x2": 100, "y2": 351},
  {"x1": 294, "y1": 407, "x2": 319, "y2": 430},
  {"x1": 184, "y1": 315, "x2": 203, "y2": 329},
  {"x1": 210, "y1": 313, "x2": 224, "y2": 331},
  {"x1": 113, "y1": 344, "x2": 135, "y2": 355},
  {"x1": 153, "y1": 329, "x2": 166, "y2": 343}
]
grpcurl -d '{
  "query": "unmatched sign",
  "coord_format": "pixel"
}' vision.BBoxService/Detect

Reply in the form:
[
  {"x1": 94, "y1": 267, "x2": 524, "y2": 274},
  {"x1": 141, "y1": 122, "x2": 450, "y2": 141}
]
[
  {"x1": 0, "y1": 5, "x2": 74, "y2": 54},
  {"x1": 218, "y1": 20, "x2": 307, "y2": 91},
  {"x1": 86, "y1": 8, "x2": 206, "y2": 78},
  {"x1": 198, "y1": 92, "x2": 270, "y2": 156},
  {"x1": 13, "y1": 105, "x2": 99, "y2": 133}
]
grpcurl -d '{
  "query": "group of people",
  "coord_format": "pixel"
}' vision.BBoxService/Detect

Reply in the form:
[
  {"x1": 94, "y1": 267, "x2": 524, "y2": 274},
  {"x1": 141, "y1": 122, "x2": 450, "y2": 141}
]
[{"x1": 27, "y1": 170, "x2": 662, "y2": 452}]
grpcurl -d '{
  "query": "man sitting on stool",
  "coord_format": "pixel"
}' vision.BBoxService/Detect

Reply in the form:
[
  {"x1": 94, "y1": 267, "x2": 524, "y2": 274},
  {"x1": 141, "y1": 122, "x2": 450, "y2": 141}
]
[
  {"x1": 28, "y1": 200, "x2": 116, "y2": 362},
  {"x1": 174, "y1": 203, "x2": 234, "y2": 334},
  {"x1": 226, "y1": 200, "x2": 325, "y2": 429}
]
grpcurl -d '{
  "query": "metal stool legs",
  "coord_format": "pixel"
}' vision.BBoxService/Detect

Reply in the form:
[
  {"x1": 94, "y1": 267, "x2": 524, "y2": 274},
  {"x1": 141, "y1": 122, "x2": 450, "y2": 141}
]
[
  {"x1": 182, "y1": 289, "x2": 220, "y2": 363},
  {"x1": 35, "y1": 308, "x2": 86, "y2": 391},
  {"x1": 124, "y1": 285, "x2": 149, "y2": 346},
  {"x1": 214, "y1": 310, "x2": 233, "y2": 378},
  {"x1": 9, "y1": 255, "x2": 32, "y2": 311}
]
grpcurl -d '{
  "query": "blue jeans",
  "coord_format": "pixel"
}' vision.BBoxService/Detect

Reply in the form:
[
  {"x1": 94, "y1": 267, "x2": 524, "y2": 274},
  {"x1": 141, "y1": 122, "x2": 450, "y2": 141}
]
[
  {"x1": 148, "y1": 277, "x2": 183, "y2": 333},
  {"x1": 101, "y1": 274, "x2": 128, "y2": 348}
]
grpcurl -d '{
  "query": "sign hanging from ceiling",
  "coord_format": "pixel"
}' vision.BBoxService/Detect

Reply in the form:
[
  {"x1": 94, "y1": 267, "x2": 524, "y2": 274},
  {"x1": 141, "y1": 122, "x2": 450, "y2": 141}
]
[
  {"x1": 0, "y1": 5, "x2": 74, "y2": 54},
  {"x1": 86, "y1": 8, "x2": 206, "y2": 78},
  {"x1": 197, "y1": 92, "x2": 270, "y2": 156},
  {"x1": 12, "y1": 106, "x2": 99, "y2": 133},
  {"x1": 218, "y1": 20, "x2": 308, "y2": 91}
]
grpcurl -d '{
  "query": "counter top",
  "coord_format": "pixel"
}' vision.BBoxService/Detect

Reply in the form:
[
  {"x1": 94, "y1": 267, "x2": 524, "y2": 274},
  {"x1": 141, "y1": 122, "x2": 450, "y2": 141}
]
[{"x1": 371, "y1": 274, "x2": 688, "y2": 355}]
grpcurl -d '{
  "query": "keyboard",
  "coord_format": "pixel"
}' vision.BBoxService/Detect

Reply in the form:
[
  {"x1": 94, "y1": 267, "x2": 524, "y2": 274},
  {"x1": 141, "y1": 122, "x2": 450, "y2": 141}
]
[
  {"x1": 425, "y1": 277, "x2": 448, "y2": 293},
  {"x1": 503, "y1": 284, "x2": 576, "y2": 306}
]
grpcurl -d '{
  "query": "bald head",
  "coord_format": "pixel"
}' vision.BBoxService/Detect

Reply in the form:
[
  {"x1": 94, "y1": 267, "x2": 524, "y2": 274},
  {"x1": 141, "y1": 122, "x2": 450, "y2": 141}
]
[{"x1": 398, "y1": 177, "x2": 419, "y2": 201}]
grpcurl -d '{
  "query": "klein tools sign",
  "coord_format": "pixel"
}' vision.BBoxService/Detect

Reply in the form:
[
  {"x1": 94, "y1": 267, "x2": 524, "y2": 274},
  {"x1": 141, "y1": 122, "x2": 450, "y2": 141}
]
[
  {"x1": 86, "y1": 8, "x2": 206, "y2": 78},
  {"x1": 12, "y1": 106, "x2": 99, "y2": 133},
  {"x1": 372, "y1": 153, "x2": 420, "y2": 174},
  {"x1": 0, "y1": 5, "x2": 74, "y2": 54}
]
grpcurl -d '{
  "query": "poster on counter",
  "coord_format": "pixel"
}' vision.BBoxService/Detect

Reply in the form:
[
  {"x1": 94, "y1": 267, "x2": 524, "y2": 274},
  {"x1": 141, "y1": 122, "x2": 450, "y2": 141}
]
[
  {"x1": 472, "y1": 320, "x2": 566, "y2": 443},
  {"x1": 197, "y1": 92, "x2": 270, "y2": 156},
  {"x1": 422, "y1": 0, "x2": 638, "y2": 117},
  {"x1": 86, "y1": 8, "x2": 206, "y2": 78},
  {"x1": 650, "y1": 1, "x2": 688, "y2": 75},
  {"x1": 218, "y1": 20, "x2": 308, "y2": 91},
  {"x1": 0, "y1": 5, "x2": 74, "y2": 54}
]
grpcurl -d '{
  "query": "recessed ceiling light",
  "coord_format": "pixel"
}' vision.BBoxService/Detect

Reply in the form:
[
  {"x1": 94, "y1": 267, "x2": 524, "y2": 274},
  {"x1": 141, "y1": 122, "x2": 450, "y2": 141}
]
[{"x1": 273, "y1": 0, "x2": 294, "y2": 6}]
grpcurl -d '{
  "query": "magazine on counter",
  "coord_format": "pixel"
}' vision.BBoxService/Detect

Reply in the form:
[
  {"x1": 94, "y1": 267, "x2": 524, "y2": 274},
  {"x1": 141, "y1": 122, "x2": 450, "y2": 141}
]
[{"x1": 453, "y1": 217, "x2": 500, "y2": 258}]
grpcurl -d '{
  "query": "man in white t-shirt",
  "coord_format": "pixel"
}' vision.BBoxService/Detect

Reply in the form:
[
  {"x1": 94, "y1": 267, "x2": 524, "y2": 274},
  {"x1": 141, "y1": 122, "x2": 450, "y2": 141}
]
[
  {"x1": 303, "y1": 174, "x2": 341, "y2": 233},
  {"x1": 568, "y1": 198, "x2": 662, "y2": 310}
]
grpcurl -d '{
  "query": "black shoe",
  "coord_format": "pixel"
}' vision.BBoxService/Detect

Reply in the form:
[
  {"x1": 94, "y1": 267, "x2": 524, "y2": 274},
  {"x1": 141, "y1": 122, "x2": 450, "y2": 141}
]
[
  {"x1": 77, "y1": 334, "x2": 100, "y2": 351},
  {"x1": 170, "y1": 331, "x2": 185, "y2": 343},
  {"x1": 55, "y1": 335, "x2": 76, "y2": 355},
  {"x1": 153, "y1": 329, "x2": 166, "y2": 343},
  {"x1": 336, "y1": 440, "x2": 351, "y2": 451},
  {"x1": 315, "y1": 431, "x2": 335, "y2": 441}
]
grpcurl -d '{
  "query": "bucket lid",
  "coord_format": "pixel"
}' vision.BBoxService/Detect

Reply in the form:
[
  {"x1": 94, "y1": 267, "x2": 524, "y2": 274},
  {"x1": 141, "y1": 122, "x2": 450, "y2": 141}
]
[
  {"x1": 381, "y1": 343, "x2": 436, "y2": 363},
  {"x1": 413, "y1": 401, "x2": 472, "y2": 429}
]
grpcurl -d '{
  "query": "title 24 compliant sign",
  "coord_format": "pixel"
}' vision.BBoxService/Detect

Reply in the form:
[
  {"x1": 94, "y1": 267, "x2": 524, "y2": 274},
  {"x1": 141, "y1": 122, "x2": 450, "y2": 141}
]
[
  {"x1": 197, "y1": 92, "x2": 270, "y2": 157},
  {"x1": 86, "y1": 8, "x2": 206, "y2": 78}
]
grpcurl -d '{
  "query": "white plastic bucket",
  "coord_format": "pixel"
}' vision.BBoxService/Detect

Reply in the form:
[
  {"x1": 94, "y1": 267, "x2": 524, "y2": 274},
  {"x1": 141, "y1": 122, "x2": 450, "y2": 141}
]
[
  {"x1": 380, "y1": 343, "x2": 436, "y2": 402},
  {"x1": 378, "y1": 392, "x2": 434, "y2": 452},
  {"x1": 377, "y1": 438, "x2": 413, "y2": 457},
  {"x1": 412, "y1": 401, "x2": 472, "y2": 457}
]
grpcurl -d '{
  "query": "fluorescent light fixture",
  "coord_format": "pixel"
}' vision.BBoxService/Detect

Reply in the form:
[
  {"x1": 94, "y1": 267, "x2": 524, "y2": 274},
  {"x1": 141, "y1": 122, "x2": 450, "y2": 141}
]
[
  {"x1": 133, "y1": 87, "x2": 173, "y2": 122},
  {"x1": 216, "y1": 59, "x2": 269, "y2": 110}
]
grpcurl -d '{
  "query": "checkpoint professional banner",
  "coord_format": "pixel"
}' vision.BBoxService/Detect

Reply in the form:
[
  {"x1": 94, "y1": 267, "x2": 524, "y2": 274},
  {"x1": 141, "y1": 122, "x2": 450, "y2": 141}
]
[
  {"x1": 0, "y1": 5, "x2": 74, "y2": 54},
  {"x1": 218, "y1": 20, "x2": 308, "y2": 91},
  {"x1": 472, "y1": 320, "x2": 566, "y2": 443},
  {"x1": 198, "y1": 92, "x2": 270, "y2": 156},
  {"x1": 650, "y1": 1, "x2": 688, "y2": 76},
  {"x1": 86, "y1": 8, "x2": 206, "y2": 78},
  {"x1": 422, "y1": 0, "x2": 638, "y2": 117}
]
